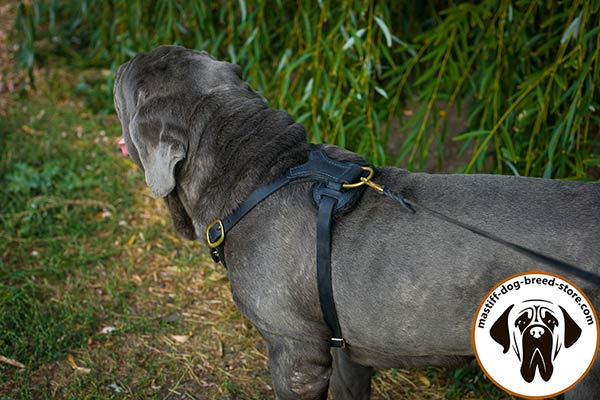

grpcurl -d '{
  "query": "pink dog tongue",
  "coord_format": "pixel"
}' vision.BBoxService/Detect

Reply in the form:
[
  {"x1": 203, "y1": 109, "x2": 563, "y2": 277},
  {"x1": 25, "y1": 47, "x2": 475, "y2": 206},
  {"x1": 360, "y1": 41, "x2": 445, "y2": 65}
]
[{"x1": 118, "y1": 138, "x2": 129, "y2": 157}]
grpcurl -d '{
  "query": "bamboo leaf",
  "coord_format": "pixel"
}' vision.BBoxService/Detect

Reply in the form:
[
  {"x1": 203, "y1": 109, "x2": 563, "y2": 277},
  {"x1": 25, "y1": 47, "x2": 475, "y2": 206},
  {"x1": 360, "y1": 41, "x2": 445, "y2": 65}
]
[
  {"x1": 342, "y1": 28, "x2": 366, "y2": 51},
  {"x1": 374, "y1": 16, "x2": 392, "y2": 47},
  {"x1": 453, "y1": 130, "x2": 490, "y2": 141},
  {"x1": 238, "y1": 0, "x2": 247, "y2": 23},
  {"x1": 560, "y1": 10, "x2": 583, "y2": 44},
  {"x1": 374, "y1": 86, "x2": 388, "y2": 99}
]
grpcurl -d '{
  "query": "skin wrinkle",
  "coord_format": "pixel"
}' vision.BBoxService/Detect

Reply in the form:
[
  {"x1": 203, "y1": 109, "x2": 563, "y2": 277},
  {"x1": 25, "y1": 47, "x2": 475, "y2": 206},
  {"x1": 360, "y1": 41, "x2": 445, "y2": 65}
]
[
  {"x1": 197, "y1": 106, "x2": 307, "y2": 222},
  {"x1": 115, "y1": 46, "x2": 600, "y2": 400},
  {"x1": 169, "y1": 82, "x2": 308, "y2": 226}
]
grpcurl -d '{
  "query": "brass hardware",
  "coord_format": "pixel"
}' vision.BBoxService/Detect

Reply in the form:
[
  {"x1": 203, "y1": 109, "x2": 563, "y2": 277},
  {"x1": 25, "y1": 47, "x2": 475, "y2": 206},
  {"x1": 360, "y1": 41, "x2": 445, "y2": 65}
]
[
  {"x1": 206, "y1": 219, "x2": 225, "y2": 248},
  {"x1": 331, "y1": 338, "x2": 346, "y2": 348},
  {"x1": 363, "y1": 179, "x2": 384, "y2": 193},
  {"x1": 342, "y1": 166, "x2": 384, "y2": 193}
]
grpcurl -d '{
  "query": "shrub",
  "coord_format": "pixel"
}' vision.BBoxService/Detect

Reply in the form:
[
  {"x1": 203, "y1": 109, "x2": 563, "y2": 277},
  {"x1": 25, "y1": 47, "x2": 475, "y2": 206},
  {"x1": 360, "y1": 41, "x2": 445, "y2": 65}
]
[{"x1": 14, "y1": 0, "x2": 600, "y2": 177}]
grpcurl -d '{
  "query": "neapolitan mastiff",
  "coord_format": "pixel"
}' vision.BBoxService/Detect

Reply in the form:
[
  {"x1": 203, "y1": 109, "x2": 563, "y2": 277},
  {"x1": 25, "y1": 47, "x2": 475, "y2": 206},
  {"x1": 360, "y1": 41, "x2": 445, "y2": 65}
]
[{"x1": 113, "y1": 45, "x2": 599, "y2": 399}]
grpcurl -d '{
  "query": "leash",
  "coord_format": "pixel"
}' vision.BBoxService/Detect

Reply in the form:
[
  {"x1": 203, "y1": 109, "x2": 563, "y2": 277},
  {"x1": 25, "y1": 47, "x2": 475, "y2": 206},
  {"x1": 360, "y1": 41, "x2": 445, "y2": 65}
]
[
  {"x1": 206, "y1": 149, "x2": 600, "y2": 350},
  {"x1": 372, "y1": 182, "x2": 600, "y2": 286}
]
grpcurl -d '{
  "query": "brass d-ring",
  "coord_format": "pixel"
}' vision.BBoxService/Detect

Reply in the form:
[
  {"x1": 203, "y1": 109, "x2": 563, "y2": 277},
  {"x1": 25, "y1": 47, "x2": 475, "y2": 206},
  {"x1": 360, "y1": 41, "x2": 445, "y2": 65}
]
[{"x1": 342, "y1": 166, "x2": 375, "y2": 189}]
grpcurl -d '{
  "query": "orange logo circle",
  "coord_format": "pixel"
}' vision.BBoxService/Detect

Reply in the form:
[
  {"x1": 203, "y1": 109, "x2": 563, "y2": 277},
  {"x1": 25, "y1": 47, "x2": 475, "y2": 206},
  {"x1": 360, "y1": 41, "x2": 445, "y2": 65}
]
[{"x1": 472, "y1": 271, "x2": 599, "y2": 398}]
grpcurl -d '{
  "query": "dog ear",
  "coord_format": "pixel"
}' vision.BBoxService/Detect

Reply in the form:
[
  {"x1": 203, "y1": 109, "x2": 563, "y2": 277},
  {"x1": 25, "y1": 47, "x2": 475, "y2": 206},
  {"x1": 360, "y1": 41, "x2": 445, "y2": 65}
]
[
  {"x1": 559, "y1": 306, "x2": 582, "y2": 348},
  {"x1": 490, "y1": 304, "x2": 514, "y2": 353},
  {"x1": 130, "y1": 118, "x2": 187, "y2": 198}
]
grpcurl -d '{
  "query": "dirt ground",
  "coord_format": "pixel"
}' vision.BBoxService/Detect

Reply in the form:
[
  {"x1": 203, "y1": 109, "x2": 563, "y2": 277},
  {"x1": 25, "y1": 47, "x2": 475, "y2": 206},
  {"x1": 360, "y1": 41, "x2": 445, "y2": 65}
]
[{"x1": 0, "y1": 1, "x2": 24, "y2": 114}]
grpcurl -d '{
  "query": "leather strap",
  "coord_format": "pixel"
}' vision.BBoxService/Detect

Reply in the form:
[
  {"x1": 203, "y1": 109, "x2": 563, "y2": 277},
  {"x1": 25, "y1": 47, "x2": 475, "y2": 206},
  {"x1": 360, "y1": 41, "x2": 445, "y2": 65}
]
[
  {"x1": 316, "y1": 187, "x2": 346, "y2": 347},
  {"x1": 207, "y1": 148, "x2": 367, "y2": 267},
  {"x1": 288, "y1": 149, "x2": 364, "y2": 184},
  {"x1": 207, "y1": 174, "x2": 292, "y2": 267},
  {"x1": 206, "y1": 149, "x2": 366, "y2": 347}
]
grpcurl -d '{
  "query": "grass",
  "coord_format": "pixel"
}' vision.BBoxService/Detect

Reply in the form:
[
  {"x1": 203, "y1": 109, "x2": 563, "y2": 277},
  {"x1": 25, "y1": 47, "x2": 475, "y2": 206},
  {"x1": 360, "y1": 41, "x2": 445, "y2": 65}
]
[{"x1": 0, "y1": 67, "x2": 271, "y2": 399}]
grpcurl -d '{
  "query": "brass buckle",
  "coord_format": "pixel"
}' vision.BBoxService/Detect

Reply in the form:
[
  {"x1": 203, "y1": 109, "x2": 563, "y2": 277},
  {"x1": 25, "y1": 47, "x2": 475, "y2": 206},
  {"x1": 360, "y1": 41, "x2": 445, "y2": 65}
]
[
  {"x1": 206, "y1": 219, "x2": 225, "y2": 248},
  {"x1": 342, "y1": 166, "x2": 383, "y2": 193}
]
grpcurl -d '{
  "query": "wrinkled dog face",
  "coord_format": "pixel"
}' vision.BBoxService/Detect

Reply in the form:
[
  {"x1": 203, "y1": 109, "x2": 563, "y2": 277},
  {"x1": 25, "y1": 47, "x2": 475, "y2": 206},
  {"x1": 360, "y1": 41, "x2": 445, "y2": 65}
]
[
  {"x1": 114, "y1": 45, "x2": 245, "y2": 185},
  {"x1": 113, "y1": 45, "x2": 248, "y2": 239}
]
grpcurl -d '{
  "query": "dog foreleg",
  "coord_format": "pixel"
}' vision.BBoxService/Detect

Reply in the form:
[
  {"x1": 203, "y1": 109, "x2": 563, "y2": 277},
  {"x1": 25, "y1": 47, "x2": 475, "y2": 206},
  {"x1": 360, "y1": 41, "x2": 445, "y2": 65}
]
[
  {"x1": 263, "y1": 333, "x2": 333, "y2": 400},
  {"x1": 330, "y1": 349, "x2": 373, "y2": 399}
]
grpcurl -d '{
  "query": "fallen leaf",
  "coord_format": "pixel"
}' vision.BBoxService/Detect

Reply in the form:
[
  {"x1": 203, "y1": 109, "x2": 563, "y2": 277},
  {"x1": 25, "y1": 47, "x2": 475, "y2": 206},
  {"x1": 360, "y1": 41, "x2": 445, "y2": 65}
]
[
  {"x1": 0, "y1": 355, "x2": 25, "y2": 369},
  {"x1": 108, "y1": 383, "x2": 124, "y2": 393},
  {"x1": 99, "y1": 326, "x2": 117, "y2": 334},
  {"x1": 67, "y1": 354, "x2": 78, "y2": 369},
  {"x1": 22, "y1": 125, "x2": 40, "y2": 135},
  {"x1": 170, "y1": 334, "x2": 190, "y2": 344},
  {"x1": 418, "y1": 374, "x2": 431, "y2": 387},
  {"x1": 127, "y1": 234, "x2": 136, "y2": 247}
]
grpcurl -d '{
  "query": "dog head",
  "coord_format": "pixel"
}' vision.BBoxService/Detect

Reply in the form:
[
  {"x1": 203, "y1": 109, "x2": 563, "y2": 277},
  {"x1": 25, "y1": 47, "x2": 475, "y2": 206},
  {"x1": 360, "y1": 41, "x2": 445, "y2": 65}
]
[
  {"x1": 113, "y1": 46, "x2": 263, "y2": 240},
  {"x1": 490, "y1": 300, "x2": 582, "y2": 382},
  {"x1": 114, "y1": 46, "x2": 308, "y2": 241},
  {"x1": 113, "y1": 45, "x2": 249, "y2": 197}
]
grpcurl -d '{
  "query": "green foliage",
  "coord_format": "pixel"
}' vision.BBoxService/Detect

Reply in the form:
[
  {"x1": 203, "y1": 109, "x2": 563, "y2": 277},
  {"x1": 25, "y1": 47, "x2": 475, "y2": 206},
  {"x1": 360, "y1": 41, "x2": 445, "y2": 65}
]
[
  {"x1": 5, "y1": 162, "x2": 59, "y2": 194},
  {"x1": 0, "y1": 281, "x2": 98, "y2": 367},
  {"x1": 441, "y1": 367, "x2": 518, "y2": 399},
  {"x1": 0, "y1": 83, "x2": 210, "y2": 398},
  {"x1": 0, "y1": 99, "x2": 121, "y2": 370},
  {"x1": 14, "y1": 0, "x2": 600, "y2": 177}
]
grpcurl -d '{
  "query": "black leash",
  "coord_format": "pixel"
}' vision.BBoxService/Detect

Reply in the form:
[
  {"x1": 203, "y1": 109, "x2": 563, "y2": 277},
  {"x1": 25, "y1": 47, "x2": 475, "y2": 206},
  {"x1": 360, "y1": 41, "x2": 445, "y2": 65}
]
[{"x1": 378, "y1": 186, "x2": 600, "y2": 286}]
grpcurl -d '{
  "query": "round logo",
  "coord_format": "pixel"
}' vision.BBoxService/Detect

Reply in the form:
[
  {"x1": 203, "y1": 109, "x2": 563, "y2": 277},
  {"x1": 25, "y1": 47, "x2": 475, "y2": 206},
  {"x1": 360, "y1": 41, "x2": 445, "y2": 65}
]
[{"x1": 472, "y1": 271, "x2": 599, "y2": 399}]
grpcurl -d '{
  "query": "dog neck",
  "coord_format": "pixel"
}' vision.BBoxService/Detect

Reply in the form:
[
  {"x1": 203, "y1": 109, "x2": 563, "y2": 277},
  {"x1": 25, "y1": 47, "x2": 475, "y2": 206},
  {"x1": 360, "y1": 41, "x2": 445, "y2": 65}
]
[{"x1": 180, "y1": 89, "x2": 309, "y2": 230}]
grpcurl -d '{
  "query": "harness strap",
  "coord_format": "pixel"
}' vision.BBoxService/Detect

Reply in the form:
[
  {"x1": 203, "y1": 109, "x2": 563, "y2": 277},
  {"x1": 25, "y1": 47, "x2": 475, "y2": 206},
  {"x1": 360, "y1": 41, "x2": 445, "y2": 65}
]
[
  {"x1": 206, "y1": 174, "x2": 291, "y2": 266},
  {"x1": 317, "y1": 187, "x2": 346, "y2": 348},
  {"x1": 206, "y1": 148, "x2": 366, "y2": 348},
  {"x1": 206, "y1": 148, "x2": 367, "y2": 269}
]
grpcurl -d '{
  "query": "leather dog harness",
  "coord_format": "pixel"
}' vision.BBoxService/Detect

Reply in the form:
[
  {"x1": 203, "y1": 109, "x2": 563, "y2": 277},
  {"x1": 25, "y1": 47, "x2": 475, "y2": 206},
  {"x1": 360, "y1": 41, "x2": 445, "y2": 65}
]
[
  {"x1": 206, "y1": 148, "x2": 373, "y2": 347},
  {"x1": 205, "y1": 148, "x2": 600, "y2": 349}
]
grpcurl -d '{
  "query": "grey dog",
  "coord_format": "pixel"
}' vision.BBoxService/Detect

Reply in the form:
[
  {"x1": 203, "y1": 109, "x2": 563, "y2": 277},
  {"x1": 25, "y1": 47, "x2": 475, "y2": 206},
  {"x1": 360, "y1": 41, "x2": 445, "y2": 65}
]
[{"x1": 114, "y1": 45, "x2": 599, "y2": 399}]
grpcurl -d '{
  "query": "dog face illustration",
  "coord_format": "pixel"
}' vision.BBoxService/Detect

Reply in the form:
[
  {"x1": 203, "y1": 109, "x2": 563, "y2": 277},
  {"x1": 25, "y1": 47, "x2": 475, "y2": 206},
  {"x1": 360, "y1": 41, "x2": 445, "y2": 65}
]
[{"x1": 490, "y1": 300, "x2": 582, "y2": 383}]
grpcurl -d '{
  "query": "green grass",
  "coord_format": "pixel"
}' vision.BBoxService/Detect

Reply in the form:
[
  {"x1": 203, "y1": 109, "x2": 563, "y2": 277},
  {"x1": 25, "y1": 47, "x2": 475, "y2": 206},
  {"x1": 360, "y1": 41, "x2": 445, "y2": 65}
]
[{"x1": 0, "y1": 70, "x2": 253, "y2": 399}]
